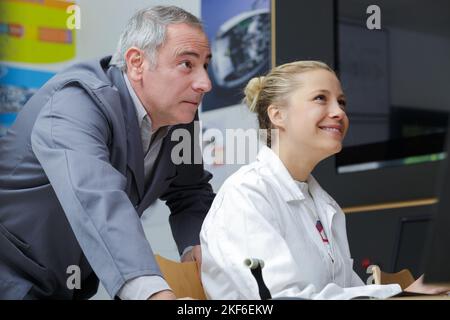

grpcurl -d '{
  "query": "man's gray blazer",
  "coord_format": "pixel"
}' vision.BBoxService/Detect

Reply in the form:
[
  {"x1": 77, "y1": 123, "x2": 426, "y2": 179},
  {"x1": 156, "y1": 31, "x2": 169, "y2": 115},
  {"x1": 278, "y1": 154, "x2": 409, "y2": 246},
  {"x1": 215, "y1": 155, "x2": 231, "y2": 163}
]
[{"x1": 0, "y1": 56, "x2": 215, "y2": 299}]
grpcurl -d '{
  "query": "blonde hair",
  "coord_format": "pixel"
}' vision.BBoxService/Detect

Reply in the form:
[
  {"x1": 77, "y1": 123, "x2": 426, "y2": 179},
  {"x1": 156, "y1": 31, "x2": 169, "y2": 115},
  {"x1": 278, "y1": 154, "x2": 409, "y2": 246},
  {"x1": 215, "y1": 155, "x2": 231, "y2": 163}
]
[{"x1": 243, "y1": 61, "x2": 335, "y2": 147}]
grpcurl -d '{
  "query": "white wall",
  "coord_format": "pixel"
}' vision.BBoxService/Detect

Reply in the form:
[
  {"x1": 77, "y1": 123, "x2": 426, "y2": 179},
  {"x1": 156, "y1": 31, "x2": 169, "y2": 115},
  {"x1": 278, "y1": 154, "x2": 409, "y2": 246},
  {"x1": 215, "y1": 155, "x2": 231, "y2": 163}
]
[{"x1": 76, "y1": 0, "x2": 201, "y2": 60}]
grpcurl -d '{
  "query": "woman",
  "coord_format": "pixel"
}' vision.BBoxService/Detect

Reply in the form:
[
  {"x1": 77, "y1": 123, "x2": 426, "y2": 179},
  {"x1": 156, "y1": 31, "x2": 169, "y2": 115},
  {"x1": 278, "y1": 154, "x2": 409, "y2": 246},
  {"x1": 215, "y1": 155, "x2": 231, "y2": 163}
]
[{"x1": 200, "y1": 61, "x2": 449, "y2": 299}]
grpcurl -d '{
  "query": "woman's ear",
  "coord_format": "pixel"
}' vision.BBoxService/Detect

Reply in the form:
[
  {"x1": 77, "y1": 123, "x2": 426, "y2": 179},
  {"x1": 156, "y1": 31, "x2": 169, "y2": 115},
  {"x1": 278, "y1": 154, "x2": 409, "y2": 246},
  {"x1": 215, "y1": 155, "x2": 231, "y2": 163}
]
[
  {"x1": 267, "y1": 104, "x2": 286, "y2": 130},
  {"x1": 125, "y1": 47, "x2": 144, "y2": 81}
]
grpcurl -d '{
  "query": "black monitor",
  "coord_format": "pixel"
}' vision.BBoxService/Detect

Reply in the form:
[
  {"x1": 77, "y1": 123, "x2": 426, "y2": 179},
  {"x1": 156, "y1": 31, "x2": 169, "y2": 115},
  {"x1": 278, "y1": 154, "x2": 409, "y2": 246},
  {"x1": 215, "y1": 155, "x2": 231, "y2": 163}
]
[
  {"x1": 423, "y1": 127, "x2": 450, "y2": 285},
  {"x1": 335, "y1": 0, "x2": 450, "y2": 175},
  {"x1": 392, "y1": 215, "x2": 432, "y2": 278}
]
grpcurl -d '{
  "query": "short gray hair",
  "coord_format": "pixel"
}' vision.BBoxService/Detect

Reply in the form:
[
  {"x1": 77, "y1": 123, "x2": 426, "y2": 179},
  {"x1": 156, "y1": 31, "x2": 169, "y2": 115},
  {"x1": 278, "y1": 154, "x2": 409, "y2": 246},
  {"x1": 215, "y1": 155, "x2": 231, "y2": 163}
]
[{"x1": 111, "y1": 5, "x2": 203, "y2": 71}]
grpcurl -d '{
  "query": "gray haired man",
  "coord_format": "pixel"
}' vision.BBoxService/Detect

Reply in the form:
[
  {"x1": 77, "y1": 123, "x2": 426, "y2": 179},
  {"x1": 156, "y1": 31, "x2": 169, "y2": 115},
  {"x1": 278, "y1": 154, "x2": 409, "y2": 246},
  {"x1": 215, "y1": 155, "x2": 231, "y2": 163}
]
[{"x1": 0, "y1": 6, "x2": 214, "y2": 300}]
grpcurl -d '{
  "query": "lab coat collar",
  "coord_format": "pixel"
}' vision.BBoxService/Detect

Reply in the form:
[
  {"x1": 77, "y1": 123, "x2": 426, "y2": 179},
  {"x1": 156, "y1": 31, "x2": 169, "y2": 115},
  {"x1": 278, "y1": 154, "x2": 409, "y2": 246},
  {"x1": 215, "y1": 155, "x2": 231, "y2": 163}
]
[
  {"x1": 256, "y1": 146, "x2": 335, "y2": 207},
  {"x1": 257, "y1": 145, "x2": 303, "y2": 202},
  {"x1": 308, "y1": 175, "x2": 336, "y2": 207}
]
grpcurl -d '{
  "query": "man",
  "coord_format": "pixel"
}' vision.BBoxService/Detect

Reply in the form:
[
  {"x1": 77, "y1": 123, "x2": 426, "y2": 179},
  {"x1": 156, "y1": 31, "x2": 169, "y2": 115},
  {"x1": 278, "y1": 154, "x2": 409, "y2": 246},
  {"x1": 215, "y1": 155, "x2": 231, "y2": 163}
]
[{"x1": 0, "y1": 6, "x2": 214, "y2": 300}]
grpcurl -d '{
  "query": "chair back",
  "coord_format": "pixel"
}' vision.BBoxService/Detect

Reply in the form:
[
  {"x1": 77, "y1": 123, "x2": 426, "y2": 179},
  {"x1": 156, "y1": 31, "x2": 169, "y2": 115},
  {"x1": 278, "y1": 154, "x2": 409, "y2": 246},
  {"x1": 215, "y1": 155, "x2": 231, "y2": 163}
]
[
  {"x1": 371, "y1": 265, "x2": 415, "y2": 290},
  {"x1": 155, "y1": 254, "x2": 207, "y2": 300}
]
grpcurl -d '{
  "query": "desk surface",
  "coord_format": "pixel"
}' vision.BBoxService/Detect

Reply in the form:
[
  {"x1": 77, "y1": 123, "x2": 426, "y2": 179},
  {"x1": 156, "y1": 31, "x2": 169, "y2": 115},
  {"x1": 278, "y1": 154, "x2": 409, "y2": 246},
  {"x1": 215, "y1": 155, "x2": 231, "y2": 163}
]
[{"x1": 389, "y1": 294, "x2": 450, "y2": 300}]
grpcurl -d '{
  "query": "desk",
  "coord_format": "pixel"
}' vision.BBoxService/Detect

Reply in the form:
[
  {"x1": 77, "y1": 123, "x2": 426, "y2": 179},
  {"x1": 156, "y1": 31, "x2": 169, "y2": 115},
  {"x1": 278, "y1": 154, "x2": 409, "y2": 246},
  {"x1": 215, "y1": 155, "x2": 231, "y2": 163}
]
[{"x1": 389, "y1": 294, "x2": 450, "y2": 300}]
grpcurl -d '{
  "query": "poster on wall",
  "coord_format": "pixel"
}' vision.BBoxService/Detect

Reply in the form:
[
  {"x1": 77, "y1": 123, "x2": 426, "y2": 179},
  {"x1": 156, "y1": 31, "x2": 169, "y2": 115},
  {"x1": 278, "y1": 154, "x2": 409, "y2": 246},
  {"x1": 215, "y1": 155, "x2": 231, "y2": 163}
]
[
  {"x1": 0, "y1": 0, "x2": 76, "y2": 136},
  {"x1": 201, "y1": 0, "x2": 271, "y2": 112},
  {"x1": 0, "y1": 66, "x2": 55, "y2": 136}
]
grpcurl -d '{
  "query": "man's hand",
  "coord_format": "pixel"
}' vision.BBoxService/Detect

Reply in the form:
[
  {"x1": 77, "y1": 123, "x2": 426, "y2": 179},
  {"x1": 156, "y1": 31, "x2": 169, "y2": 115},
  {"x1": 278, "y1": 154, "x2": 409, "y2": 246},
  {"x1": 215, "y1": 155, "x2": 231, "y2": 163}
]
[
  {"x1": 180, "y1": 245, "x2": 202, "y2": 271},
  {"x1": 148, "y1": 290, "x2": 195, "y2": 300},
  {"x1": 148, "y1": 290, "x2": 176, "y2": 300}
]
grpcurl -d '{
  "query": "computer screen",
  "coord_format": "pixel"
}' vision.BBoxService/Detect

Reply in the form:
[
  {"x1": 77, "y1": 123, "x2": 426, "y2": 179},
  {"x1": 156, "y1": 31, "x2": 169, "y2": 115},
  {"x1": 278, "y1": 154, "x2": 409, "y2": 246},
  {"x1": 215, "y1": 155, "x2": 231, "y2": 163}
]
[
  {"x1": 392, "y1": 215, "x2": 432, "y2": 279},
  {"x1": 423, "y1": 126, "x2": 450, "y2": 285},
  {"x1": 336, "y1": 0, "x2": 450, "y2": 174}
]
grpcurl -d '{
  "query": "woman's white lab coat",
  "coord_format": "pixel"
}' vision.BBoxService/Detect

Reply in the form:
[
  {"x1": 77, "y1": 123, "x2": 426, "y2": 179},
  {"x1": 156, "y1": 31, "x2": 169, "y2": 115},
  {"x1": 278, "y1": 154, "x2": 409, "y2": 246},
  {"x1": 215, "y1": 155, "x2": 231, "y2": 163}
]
[{"x1": 200, "y1": 146, "x2": 402, "y2": 300}]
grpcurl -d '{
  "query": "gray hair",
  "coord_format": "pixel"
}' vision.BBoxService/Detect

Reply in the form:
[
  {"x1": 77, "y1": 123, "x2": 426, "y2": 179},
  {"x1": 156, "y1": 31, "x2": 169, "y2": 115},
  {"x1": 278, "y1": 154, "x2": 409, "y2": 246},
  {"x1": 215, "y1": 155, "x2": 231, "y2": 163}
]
[{"x1": 111, "y1": 5, "x2": 203, "y2": 71}]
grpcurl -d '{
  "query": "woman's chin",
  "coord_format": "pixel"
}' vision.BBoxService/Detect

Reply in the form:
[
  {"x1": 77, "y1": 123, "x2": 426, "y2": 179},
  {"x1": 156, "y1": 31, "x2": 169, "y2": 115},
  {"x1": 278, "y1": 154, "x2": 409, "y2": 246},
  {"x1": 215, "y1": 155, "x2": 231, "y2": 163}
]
[{"x1": 322, "y1": 141, "x2": 343, "y2": 156}]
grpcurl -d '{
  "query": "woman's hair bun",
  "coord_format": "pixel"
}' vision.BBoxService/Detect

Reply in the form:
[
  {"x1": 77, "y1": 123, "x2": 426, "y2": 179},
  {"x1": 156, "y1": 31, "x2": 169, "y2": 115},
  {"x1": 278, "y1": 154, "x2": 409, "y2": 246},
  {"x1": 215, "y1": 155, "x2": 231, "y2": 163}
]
[{"x1": 243, "y1": 76, "x2": 265, "y2": 113}]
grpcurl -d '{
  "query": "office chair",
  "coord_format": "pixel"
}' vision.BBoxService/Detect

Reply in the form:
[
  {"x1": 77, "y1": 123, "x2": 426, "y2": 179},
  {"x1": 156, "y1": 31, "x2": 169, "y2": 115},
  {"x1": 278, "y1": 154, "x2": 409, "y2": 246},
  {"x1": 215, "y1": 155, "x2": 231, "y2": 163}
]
[
  {"x1": 370, "y1": 265, "x2": 415, "y2": 290},
  {"x1": 154, "y1": 254, "x2": 207, "y2": 299},
  {"x1": 245, "y1": 258, "x2": 307, "y2": 300},
  {"x1": 245, "y1": 258, "x2": 272, "y2": 299}
]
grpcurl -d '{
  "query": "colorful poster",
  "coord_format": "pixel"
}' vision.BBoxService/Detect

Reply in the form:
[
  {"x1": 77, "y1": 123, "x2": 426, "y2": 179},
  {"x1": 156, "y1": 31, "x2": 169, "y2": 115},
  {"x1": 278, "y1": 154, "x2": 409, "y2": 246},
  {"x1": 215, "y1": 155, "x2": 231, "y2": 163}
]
[
  {"x1": 201, "y1": 0, "x2": 271, "y2": 112},
  {"x1": 0, "y1": 65, "x2": 55, "y2": 135},
  {"x1": 0, "y1": 0, "x2": 76, "y2": 63},
  {"x1": 0, "y1": 0, "x2": 76, "y2": 135}
]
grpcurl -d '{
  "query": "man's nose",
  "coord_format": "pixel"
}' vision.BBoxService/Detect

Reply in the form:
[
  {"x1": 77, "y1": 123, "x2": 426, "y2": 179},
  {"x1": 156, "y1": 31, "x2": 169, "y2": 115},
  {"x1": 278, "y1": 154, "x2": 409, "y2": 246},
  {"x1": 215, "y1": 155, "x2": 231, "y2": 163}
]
[{"x1": 193, "y1": 69, "x2": 212, "y2": 93}]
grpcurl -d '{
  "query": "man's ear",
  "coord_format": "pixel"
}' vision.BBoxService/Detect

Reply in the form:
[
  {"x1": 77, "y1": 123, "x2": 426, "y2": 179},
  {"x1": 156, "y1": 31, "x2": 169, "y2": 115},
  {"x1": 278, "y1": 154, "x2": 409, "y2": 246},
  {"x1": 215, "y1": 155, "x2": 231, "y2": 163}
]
[
  {"x1": 267, "y1": 104, "x2": 286, "y2": 130},
  {"x1": 125, "y1": 47, "x2": 145, "y2": 81}
]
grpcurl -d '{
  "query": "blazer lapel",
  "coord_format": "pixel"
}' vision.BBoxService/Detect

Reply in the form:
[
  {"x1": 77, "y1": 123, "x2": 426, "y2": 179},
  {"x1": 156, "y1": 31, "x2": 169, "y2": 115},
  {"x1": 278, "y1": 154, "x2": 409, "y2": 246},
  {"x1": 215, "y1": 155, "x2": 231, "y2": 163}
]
[
  {"x1": 139, "y1": 135, "x2": 173, "y2": 207},
  {"x1": 107, "y1": 66, "x2": 145, "y2": 200}
]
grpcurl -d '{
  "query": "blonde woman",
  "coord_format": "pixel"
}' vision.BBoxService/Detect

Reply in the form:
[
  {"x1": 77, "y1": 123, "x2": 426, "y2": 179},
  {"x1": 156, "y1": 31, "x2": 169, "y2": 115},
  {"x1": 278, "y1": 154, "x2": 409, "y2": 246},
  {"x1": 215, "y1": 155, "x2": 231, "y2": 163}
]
[{"x1": 200, "y1": 61, "x2": 449, "y2": 299}]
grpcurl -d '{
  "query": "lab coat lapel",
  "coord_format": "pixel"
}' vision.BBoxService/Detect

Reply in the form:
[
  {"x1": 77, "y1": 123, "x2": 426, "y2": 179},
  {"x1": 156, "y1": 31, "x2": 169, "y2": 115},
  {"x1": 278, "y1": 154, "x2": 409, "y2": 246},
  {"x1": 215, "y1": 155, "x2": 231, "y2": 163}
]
[
  {"x1": 257, "y1": 146, "x2": 339, "y2": 251},
  {"x1": 308, "y1": 176, "x2": 338, "y2": 243},
  {"x1": 308, "y1": 176, "x2": 337, "y2": 214},
  {"x1": 258, "y1": 146, "x2": 332, "y2": 254},
  {"x1": 256, "y1": 146, "x2": 303, "y2": 202}
]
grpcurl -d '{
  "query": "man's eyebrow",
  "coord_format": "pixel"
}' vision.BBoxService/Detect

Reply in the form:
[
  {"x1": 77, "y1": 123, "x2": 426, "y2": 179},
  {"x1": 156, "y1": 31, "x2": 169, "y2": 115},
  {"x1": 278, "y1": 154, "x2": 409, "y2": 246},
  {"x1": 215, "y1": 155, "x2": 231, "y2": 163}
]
[{"x1": 175, "y1": 50, "x2": 212, "y2": 60}]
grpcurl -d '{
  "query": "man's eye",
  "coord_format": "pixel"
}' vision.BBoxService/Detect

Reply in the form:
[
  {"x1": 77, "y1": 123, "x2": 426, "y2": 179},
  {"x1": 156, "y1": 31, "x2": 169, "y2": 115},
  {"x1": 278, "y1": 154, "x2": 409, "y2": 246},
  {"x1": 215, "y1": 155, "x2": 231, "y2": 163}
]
[{"x1": 181, "y1": 61, "x2": 192, "y2": 69}]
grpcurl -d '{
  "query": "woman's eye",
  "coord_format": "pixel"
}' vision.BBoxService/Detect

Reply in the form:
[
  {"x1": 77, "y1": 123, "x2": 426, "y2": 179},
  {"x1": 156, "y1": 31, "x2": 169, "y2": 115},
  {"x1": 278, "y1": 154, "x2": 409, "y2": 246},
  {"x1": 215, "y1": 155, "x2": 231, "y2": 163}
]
[
  {"x1": 338, "y1": 99, "x2": 347, "y2": 108},
  {"x1": 314, "y1": 95, "x2": 326, "y2": 102}
]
